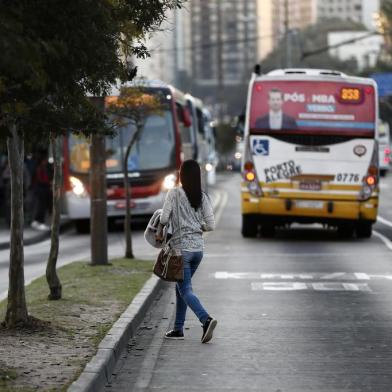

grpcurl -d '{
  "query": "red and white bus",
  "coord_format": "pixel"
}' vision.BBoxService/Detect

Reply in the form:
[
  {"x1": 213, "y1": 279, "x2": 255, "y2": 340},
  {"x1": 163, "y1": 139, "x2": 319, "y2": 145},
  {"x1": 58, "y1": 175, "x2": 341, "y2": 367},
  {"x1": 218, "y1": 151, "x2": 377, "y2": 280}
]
[{"x1": 62, "y1": 81, "x2": 196, "y2": 232}]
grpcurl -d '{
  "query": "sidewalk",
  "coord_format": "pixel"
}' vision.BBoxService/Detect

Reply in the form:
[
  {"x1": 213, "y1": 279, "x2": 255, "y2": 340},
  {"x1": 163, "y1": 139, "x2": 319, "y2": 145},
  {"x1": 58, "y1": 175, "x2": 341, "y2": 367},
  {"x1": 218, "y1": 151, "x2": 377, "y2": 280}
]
[
  {"x1": 69, "y1": 186, "x2": 225, "y2": 392},
  {"x1": 0, "y1": 218, "x2": 71, "y2": 251}
]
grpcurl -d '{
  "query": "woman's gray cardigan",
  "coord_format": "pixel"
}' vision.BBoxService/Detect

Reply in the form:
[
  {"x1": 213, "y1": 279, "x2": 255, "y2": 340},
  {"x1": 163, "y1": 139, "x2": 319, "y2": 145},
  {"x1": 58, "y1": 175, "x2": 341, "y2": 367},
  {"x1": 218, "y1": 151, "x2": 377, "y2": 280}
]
[{"x1": 160, "y1": 188, "x2": 215, "y2": 251}]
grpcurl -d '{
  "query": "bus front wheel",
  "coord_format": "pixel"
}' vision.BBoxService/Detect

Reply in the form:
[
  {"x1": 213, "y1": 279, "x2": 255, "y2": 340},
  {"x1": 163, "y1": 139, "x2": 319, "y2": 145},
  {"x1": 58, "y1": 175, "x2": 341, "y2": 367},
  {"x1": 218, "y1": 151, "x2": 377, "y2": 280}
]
[
  {"x1": 356, "y1": 222, "x2": 372, "y2": 238},
  {"x1": 75, "y1": 219, "x2": 90, "y2": 234},
  {"x1": 241, "y1": 215, "x2": 258, "y2": 238}
]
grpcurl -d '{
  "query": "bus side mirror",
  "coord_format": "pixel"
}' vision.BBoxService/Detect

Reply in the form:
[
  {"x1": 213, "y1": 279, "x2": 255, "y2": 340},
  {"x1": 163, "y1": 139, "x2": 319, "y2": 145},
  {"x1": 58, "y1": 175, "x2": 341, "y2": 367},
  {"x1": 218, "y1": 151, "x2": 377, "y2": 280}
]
[
  {"x1": 235, "y1": 113, "x2": 245, "y2": 136},
  {"x1": 182, "y1": 107, "x2": 192, "y2": 128}
]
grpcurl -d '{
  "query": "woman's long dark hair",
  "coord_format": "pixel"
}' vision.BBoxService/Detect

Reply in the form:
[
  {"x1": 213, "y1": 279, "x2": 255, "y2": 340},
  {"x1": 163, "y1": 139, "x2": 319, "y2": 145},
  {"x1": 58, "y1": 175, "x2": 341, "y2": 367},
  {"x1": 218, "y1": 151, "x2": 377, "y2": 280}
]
[{"x1": 180, "y1": 160, "x2": 202, "y2": 210}]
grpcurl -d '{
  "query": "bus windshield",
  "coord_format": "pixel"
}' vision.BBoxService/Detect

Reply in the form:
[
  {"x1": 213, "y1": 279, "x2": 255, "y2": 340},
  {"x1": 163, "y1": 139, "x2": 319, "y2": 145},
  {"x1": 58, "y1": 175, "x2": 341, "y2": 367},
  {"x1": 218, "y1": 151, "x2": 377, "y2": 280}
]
[
  {"x1": 249, "y1": 80, "x2": 376, "y2": 137},
  {"x1": 69, "y1": 110, "x2": 176, "y2": 174}
]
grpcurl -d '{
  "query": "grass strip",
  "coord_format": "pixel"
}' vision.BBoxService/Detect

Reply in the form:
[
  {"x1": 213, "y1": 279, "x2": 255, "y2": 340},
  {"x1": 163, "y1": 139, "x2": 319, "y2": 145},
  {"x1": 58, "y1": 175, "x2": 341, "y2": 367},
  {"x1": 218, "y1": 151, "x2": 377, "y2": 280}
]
[{"x1": 0, "y1": 258, "x2": 153, "y2": 391}]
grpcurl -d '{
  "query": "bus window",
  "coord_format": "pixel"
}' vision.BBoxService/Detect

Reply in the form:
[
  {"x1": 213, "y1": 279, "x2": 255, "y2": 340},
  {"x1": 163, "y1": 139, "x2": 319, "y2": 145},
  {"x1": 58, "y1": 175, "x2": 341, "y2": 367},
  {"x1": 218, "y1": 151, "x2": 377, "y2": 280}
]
[
  {"x1": 176, "y1": 103, "x2": 192, "y2": 144},
  {"x1": 69, "y1": 135, "x2": 91, "y2": 173},
  {"x1": 196, "y1": 108, "x2": 205, "y2": 135},
  {"x1": 69, "y1": 111, "x2": 176, "y2": 174},
  {"x1": 107, "y1": 111, "x2": 175, "y2": 172}
]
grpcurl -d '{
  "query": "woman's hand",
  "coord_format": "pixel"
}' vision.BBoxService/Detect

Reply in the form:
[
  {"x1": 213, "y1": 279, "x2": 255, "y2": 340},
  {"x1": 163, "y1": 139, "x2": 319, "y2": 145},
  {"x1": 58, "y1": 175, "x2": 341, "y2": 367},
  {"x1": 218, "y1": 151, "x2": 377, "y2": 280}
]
[{"x1": 155, "y1": 224, "x2": 164, "y2": 242}]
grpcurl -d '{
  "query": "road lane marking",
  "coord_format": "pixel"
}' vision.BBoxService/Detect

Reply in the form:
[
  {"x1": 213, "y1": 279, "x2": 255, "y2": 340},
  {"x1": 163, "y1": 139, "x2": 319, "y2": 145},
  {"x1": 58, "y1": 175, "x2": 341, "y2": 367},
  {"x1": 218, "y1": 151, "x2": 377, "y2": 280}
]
[
  {"x1": 213, "y1": 272, "x2": 392, "y2": 281},
  {"x1": 373, "y1": 230, "x2": 392, "y2": 252},
  {"x1": 204, "y1": 190, "x2": 227, "y2": 241},
  {"x1": 214, "y1": 190, "x2": 228, "y2": 226},
  {"x1": 251, "y1": 282, "x2": 372, "y2": 292},
  {"x1": 377, "y1": 216, "x2": 392, "y2": 228},
  {"x1": 206, "y1": 252, "x2": 390, "y2": 258},
  {"x1": 354, "y1": 272, "x2": 370, "y2": 280},
  {"x1": 213, "y1": 271, "x2": 392, "y2": 292},
  {"x1": 320, "y1": 272, "x2": 346, "y2": 280}
]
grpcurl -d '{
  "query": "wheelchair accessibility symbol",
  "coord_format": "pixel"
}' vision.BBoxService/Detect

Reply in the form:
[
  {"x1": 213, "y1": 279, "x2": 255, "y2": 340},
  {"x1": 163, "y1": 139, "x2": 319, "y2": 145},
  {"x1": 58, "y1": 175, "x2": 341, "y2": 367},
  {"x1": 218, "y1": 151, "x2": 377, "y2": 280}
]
[{"x1": 252, "y1": 139, "x2": 269, "y2": 156}]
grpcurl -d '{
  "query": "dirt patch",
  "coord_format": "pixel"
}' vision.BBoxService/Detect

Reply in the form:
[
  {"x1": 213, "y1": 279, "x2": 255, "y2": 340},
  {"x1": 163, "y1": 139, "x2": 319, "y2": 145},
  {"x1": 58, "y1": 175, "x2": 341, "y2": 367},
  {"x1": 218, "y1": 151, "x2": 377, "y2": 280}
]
[
  {"x1": 0, "y1": 258, "x2": 153, "y2": 391},
  {"x1": 0, "y1": 303, "x2": 122, "y2": 391}
]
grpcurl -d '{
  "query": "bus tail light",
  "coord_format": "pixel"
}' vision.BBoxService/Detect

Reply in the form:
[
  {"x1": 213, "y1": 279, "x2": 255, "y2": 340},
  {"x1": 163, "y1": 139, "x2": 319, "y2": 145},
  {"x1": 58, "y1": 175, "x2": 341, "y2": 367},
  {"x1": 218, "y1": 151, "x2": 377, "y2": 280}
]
[
  {"x1": 384, "y1": 147, "x2": 391, "y2": 163},
  {"x1": 365, "y1": 175, "x2": 376, "y2": 186},
  {"x1": 359, "y1": 145, "x2": 378, "y2": 201},
  {"x1": 245, "y1": 171, "x2": 256, "y2": 182},
  {"x1": 243, "y1": 145, "x2": 263, "y2": 197}
]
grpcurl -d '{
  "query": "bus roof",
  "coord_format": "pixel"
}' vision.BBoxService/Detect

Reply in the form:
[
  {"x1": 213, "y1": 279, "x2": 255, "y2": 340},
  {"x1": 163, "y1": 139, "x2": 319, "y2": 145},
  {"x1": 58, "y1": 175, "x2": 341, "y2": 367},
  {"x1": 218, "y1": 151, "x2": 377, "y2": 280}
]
[
  {"x1": 104, "y1": 79, "x2": 188, "y2": 105},
  {"x1": 185, "y1": 93, "x2": 204, "y2": 109},
  {"x1": 255, "y1": 68, "x2": 376, "y2": 87}
]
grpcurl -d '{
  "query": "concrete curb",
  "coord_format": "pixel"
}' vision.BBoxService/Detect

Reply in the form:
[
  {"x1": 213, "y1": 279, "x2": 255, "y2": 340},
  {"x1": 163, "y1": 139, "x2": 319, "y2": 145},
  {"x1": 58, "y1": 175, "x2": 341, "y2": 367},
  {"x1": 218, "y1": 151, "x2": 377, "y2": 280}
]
[
  {"x1": 0, "y1": 220, "x2": 73, "y2": 251},
  {"x1": 68, "y1": 275, "x2": 165, "y2": 392},
  {"x1": 68, "y1": 187, "x2": 222, "y2": 392}
]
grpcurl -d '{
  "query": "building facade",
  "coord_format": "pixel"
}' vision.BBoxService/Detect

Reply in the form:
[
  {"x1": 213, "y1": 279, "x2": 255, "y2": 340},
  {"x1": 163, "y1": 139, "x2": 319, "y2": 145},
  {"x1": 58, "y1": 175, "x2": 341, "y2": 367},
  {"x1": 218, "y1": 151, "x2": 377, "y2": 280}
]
[
  {"x1": 328, "y1": 31, "x2": 384, "y2": 70},
  {"x1": 190, "y1": 0, "x2": 259, "y2": 118},
  {"x1": 133, "y1": 7, "x2": 191, "y2": 88},
  {"x1": 266, "y1": 0, "x2": 380, "y2": 54}
]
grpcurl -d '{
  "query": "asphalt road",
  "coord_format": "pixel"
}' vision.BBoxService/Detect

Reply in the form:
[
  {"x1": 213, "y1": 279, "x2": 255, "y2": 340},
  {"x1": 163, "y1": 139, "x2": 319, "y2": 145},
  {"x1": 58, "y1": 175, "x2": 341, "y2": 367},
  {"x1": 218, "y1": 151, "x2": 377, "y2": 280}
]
[
  {"x1": 104, "y1": 172, "x2": 392, "y2": 392},
  {"x1": 0, "y1": 217, "x2": 157, "y2": 301}
]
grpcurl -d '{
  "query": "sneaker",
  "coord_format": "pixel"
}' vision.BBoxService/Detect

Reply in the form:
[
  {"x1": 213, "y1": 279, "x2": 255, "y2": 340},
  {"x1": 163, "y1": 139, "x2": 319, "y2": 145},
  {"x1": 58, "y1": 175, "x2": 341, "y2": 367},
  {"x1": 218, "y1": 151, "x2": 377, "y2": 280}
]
[
  {"x1": 37, "y1": 223, "x2": 50, "y2": 231},
  {"x1": 201, "y1": 317, "x2": 217, "y2": 343},
  {"x1": 31, "y1": 221, "x2": 50, "y2": 231},
  {"x1": 164, "y1": 330, "x2": 184, "y2": 340},
  {"x1": 30, "y1": 221, "x2": 41, "y2": 230}
]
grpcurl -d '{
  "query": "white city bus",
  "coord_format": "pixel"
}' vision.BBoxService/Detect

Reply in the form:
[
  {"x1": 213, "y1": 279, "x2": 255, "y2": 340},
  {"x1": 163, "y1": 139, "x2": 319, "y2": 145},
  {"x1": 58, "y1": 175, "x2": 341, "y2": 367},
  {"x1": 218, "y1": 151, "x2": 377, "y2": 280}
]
[{"x1": 241, "y1": 68, "x2": 379, "y2": 238}]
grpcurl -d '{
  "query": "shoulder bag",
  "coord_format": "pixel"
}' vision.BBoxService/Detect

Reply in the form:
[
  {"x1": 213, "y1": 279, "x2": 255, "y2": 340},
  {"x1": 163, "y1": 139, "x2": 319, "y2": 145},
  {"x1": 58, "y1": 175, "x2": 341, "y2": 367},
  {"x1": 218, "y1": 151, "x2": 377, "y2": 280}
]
[{"x1": 153, "y1": 188, "x2": 184, "y2": 282}]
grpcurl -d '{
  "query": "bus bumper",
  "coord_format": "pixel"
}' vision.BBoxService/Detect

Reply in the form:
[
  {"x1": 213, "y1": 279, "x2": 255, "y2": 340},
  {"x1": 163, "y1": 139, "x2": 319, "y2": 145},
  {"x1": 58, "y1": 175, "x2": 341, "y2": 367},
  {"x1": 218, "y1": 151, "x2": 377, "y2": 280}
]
[
  {"x1": 241, "y1": 193, "x2": 378, "y2": 224},
  {"x1": 64, "y1": 191, "x2": 166, "y2": 220}
]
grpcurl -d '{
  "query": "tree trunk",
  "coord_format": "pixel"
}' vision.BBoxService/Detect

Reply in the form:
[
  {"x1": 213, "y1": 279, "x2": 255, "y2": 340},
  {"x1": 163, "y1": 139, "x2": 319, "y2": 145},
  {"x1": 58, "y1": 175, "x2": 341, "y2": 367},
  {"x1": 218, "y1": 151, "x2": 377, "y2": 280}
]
[
  {"x1": 123, "y1": 129, "x2": 141, "y2": 259},
  {"x1": 90, "y1": 132, "x2": 108, "y2": 265},
  {"x1": 46, "y1": 132, "x2": 62, "y2": 300},
  {"x1": 4, "y1": 125, "x2": 29, "y2": 327}
]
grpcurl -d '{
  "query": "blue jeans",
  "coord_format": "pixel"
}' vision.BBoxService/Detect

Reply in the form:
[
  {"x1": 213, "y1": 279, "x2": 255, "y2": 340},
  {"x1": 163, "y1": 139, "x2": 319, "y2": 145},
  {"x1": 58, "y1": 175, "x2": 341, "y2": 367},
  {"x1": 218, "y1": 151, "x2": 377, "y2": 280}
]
[{"x1": 174, "y1": 251, "x2": 209, "y2": 332}]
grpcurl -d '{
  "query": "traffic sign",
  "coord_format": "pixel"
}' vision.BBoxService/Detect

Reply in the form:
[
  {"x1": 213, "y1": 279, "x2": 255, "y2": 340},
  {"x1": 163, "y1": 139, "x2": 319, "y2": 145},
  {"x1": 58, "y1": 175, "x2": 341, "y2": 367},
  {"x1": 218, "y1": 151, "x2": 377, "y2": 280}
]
[{"x1": 371, "y1": 72, "x2": 392, "y2": 97}]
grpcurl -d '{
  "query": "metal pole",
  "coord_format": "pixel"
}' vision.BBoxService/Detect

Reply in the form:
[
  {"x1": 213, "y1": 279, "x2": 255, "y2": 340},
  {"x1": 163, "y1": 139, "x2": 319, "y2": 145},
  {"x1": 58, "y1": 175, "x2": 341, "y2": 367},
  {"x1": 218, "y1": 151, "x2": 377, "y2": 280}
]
[
  {"x1": 90, "y1": 97, "x2": 108, "y2": 266},
  {"x1": 217, "y1": 0, "x2": 224, "y2": 124},
  {"x1": 284, "y1": 0, "x2": 292, "y2": 68}
]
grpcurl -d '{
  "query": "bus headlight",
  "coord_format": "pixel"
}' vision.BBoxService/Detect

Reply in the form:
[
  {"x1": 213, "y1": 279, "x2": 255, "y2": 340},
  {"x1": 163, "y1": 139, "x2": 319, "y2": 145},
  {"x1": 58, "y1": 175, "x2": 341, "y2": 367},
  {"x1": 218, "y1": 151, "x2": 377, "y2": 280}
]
[
  {"x1": 162, "y1": 174, "x2": 177, "y2": 191},
  {"x1": 70, "y1": 176, "x2": 87, "y2": 197},
  {"x1": 205, "y1": 163, "x2": 213, "y2": 172}
]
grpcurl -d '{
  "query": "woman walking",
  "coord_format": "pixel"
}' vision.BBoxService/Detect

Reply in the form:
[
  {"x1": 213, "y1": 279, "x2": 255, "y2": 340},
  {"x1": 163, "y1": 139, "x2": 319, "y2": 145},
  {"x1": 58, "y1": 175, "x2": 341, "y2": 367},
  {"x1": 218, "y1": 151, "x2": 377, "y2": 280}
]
[{"x1": 158, "y1": 159, "x2": 217, "y2": 343}]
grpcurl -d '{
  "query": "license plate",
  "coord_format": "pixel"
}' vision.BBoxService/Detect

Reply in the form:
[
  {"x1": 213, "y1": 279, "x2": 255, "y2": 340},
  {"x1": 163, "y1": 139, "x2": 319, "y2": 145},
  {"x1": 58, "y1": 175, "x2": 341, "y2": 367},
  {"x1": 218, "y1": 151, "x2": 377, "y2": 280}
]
[
  {"x1": 296, "y1": 200, "x2": 324, "y2": 209},
  {"x1": 115, "y1": 201, "x2": 136, "y2": 209},
  {"x1": 299, "y1": 181, "x2": 321, "y2": 191}
]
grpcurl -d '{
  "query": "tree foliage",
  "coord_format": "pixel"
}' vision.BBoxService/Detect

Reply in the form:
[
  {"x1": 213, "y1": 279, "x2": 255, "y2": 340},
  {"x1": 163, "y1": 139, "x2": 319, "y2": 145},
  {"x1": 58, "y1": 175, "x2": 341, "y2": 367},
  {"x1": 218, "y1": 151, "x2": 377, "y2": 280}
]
[
  {"x1": 260, "y1": 18, "x2": 364, "y2": 73},
  {"x1": 0, "y1": 0, "x2": 184, "y2": 328},
  {"x1": 0, "y1": 0, "x2": 184, "y2": 142},
  {"x1": 107, "y1": 83, "x2": 166, "y2": 259}
]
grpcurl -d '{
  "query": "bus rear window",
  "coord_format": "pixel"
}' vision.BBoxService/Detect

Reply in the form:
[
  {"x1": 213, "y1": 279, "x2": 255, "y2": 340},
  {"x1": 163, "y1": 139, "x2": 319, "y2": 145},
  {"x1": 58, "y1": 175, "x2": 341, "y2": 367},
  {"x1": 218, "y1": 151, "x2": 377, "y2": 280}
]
[{"x1": 250, "y1": 80, "x2": 376, "y2": 136}]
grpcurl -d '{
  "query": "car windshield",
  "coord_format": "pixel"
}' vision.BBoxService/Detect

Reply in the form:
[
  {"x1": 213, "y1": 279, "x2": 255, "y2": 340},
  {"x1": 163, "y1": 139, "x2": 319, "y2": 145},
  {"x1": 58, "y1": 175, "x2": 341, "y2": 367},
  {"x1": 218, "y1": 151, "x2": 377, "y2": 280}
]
[{"x1": 69, "y1": 110, "x2": 176, "y2": 173}]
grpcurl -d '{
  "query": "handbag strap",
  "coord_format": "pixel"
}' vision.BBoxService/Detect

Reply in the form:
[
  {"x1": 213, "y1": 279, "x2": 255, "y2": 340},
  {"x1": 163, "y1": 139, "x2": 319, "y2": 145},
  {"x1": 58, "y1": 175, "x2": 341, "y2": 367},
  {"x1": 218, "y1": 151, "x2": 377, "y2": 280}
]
[
  {"x1": 165, "y1": 188, "x2": 181, "y2": 248},
  {"x1": 175, "y1": 187, "x2": 182, "y2": 244}
]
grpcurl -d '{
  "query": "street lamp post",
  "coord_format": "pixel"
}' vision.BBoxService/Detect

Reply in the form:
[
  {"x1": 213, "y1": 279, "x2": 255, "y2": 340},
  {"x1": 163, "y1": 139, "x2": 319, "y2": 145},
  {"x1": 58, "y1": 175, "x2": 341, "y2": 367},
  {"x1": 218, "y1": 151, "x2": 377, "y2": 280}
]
[{"x1": 217, "y1": 0, "x2": 224, "y2": 124}]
